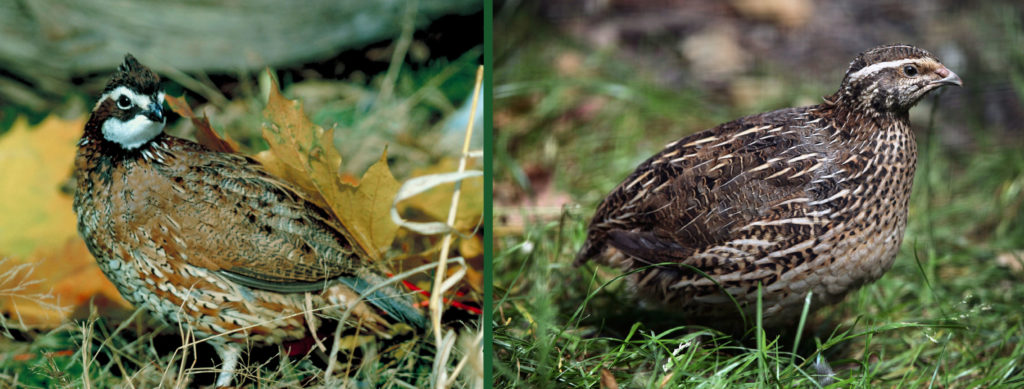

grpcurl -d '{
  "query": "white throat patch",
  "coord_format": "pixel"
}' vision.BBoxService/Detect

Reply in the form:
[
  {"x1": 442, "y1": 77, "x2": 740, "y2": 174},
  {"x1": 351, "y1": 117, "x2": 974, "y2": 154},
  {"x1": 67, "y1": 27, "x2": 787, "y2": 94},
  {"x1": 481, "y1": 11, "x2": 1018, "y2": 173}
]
[
  {"x1": 98, "y1": 86, "x2": 166, "y2": 149},
  {"x1": 102, "y1": 115, "x2": 165, "y2": 149}
]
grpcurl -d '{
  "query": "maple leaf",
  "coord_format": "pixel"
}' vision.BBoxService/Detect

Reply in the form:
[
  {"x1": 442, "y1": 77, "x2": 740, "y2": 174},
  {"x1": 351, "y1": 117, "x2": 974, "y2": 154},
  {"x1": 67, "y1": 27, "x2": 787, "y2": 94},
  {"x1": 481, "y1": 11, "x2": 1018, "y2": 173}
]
[
  {"x1": 0, "y1": 116, "x2": 82, "y2": 257},
  {"x1": 259, "y1": 74, "x2": 400, "y2": 261},
  {"x1": 336, "y1": 151, "x2": 402, "y2": 260}
]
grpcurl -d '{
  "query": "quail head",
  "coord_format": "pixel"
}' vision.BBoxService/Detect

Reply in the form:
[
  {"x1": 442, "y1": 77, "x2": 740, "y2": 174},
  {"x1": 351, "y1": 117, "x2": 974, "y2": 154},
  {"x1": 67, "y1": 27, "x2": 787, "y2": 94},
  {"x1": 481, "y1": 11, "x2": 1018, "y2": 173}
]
[
  {"x1": 576, "y1": 44, "x2": 962, "y2": 330},
  {"x1": 73, "y1": 54, "x2": 425, "y2": 387}
]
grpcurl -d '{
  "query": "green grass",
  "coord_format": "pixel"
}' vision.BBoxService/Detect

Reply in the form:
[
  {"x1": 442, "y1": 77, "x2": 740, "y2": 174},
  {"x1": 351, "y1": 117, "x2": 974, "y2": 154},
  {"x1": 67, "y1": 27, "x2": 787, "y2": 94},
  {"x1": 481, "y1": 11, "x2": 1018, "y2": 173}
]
[
  {"x1": 0, "y1": 311, "x2": 440, "y2": 387},
  {"x1": 493, "y1": 7, "x2": 1024, "y2": 388}
]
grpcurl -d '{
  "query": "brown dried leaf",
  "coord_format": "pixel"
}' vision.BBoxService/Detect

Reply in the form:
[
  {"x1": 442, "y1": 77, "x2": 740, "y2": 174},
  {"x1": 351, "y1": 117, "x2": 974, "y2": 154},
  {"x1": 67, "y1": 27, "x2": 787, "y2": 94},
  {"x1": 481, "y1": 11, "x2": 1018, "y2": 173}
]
[
  {"x1": 165, "y1": 94, "x2": 239, "y2": 153},
  {"x1": 0, "y1": 115, "x2": 131, "y2": 328},
  {"x1": 0, "y1": 240, "x2": 130, "y2": 328},
  {"x1": 458, "y1": 235, "x2": 483, "y2": 259},
  {"x1": 600, "y1": 368, "x2": 619, "y2": 389},
  {"x1": 252, "y1": 149, "x2": 330, "y2": 210},
  {"x1": 460, "y1": 260, "x2": 484, "y2": 294}
]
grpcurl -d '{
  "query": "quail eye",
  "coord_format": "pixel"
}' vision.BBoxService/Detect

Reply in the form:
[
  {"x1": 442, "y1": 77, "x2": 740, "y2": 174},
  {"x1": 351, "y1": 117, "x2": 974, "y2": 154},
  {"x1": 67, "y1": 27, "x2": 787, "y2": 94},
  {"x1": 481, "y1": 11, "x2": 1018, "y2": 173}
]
[
  {"x1": 116, "y1": 95, "x2": 132, "y2": 110},
  {"x1": 902, "y1": 65, "x2": 918, "y2": 77}
]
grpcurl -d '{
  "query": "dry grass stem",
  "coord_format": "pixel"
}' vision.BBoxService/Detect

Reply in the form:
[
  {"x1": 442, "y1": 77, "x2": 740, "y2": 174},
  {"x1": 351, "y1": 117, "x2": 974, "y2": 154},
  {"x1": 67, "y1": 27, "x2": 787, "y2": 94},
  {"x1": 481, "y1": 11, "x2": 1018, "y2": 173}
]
[{"x1": 428, "y1": 64, "x2": 484, "y2": 389}]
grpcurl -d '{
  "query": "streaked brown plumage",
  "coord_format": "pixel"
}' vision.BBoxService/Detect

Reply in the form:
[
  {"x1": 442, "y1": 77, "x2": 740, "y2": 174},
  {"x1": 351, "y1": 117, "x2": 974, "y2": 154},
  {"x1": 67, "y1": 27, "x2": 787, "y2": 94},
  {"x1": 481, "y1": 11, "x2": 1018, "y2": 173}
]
[
  {"x1": 73, "y1": 54, "x2": 424, "y2": 387},
  {"x1": 576, "y1": 44, "x2": 962, "y2": 329}
]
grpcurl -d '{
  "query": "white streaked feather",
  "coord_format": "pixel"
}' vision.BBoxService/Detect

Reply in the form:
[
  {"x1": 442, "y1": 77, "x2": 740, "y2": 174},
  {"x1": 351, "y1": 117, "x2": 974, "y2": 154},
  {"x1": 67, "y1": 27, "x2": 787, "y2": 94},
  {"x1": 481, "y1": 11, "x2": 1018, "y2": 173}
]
[{"x1": 847, "y1": 58, "x2": 924, "y2": 82}]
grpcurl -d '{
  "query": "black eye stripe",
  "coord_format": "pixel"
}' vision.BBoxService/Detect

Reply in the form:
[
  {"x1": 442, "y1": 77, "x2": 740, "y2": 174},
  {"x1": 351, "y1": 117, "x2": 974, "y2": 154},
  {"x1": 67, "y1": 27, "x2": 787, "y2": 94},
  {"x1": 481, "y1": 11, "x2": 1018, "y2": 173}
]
[{"x1": 106, "y1": 98, "x2": 142, "y2": 119}]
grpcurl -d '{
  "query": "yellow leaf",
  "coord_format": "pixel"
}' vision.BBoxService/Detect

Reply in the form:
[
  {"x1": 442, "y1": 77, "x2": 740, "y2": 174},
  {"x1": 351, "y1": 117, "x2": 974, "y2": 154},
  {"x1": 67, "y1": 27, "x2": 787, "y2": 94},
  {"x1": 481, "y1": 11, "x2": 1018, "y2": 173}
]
[
  {"x1": 252, "y1": 149, "x2": 330, "y2": 210},
  {"x1": 402, "y1": 158, "x2": 484, "y2": 230},
  {"x1": 260, "y1": 75, "x2": 399, "y2": 260},
  {"x1": 0, "y1": 116, "x2": 83, "y2": 257},
  {"x1": 335, "y1": 151, "x2": 401, "y2": 260},
  {"x1": 458, "y1": 234, "x2": 484, "y2": 260}
]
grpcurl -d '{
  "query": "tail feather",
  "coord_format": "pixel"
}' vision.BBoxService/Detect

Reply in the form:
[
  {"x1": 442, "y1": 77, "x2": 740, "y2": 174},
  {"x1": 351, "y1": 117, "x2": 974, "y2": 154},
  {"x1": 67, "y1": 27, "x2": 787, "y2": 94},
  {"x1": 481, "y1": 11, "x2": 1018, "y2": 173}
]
[
  {"x1": 340, "y1": 273, "x2": 427, "y2": 330},
  {"x1": 575, "y1": 233, "x2": 605, "y2": 266}
]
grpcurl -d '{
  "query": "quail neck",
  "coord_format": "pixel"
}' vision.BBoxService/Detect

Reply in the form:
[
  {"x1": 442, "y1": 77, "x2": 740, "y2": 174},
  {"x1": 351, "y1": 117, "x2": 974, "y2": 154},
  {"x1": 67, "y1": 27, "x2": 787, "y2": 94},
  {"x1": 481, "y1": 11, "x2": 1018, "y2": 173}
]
[{"x1": 576, "y1": 44, "x2": 961, "y2": 329}]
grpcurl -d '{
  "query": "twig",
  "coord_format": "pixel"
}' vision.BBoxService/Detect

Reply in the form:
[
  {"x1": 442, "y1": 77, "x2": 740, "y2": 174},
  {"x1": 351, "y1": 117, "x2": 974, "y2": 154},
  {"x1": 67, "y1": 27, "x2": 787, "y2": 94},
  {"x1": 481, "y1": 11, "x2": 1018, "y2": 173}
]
[{"x1": 378, "y1": 0, "x2": 419, "y2": 104}]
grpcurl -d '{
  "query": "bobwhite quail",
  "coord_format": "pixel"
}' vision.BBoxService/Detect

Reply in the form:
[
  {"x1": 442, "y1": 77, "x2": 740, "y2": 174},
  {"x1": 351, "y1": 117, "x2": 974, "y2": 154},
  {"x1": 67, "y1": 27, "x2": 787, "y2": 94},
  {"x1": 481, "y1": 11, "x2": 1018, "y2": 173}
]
[
  {"x1": 576, "y1": 44, "x2": 962, "y2": 329},
  {"x1": 73, "y1": 54, "x2": 425, "y2": 387}
]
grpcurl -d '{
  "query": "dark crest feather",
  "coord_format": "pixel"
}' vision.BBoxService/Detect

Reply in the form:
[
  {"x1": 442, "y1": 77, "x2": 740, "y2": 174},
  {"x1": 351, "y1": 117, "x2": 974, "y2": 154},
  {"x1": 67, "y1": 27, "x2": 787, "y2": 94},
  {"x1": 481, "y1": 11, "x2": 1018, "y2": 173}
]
[{"x1": 104, "y1": 53, "x2": 161, "y2": 95}]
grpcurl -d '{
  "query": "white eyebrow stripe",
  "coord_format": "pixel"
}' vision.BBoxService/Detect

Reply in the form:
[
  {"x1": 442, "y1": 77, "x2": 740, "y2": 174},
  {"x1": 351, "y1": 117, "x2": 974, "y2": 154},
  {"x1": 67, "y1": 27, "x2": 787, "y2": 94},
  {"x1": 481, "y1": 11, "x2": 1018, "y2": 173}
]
[
  {"x1": 99, "y1": 86, "x2": 155, "y2": 109},
  {"x1": 848, "y1": 58, "x2": 924, "y2": 81}
]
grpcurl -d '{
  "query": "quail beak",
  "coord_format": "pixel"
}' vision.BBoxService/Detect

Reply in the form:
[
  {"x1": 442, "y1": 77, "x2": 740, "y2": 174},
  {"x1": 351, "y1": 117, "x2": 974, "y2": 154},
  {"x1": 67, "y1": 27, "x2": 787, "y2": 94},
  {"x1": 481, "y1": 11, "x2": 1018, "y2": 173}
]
[
  {"x1": 145, "y1": 102, "x2": 164, "y2": 122},
  {"x1": 930, "y1": 66, "x2": 963, "y2": 87}
]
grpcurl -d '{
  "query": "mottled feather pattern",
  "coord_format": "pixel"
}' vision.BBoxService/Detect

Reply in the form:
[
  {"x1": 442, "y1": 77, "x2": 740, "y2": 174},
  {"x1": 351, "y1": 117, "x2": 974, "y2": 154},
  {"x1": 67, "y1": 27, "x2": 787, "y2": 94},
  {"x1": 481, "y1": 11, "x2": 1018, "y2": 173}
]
[
  {"x1": 576, "y1": 44, "x2": 958, "y2": 327},
  {"x1": 74, "y1": 131, "x2": 400, "y2": 338},
  {"x1": 74, "y1": 54, "x2": 424, "y2": 386}
]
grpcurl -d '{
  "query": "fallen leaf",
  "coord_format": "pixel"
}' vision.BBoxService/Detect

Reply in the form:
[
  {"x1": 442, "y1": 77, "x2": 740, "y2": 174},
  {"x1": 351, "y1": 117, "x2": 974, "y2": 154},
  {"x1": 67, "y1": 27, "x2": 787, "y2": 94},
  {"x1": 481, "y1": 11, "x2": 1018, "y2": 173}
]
[
  {"x1": 49, "y1": 240, "x2": 129, "y2": 309},
  {"x1": 402, "y1": 158, "x2": 484, "y2": 229},
  {"x1": 731, "y1": 0, "x2": 813, "y2": 28},
  {"x1": 600, "y1": 368, "x2": 619, "y2": 389},
  {"x1": 391, "y1": 170, "x2": 483, "y2": 235},
  {"x1": 334, "y1": 151, "x2": 402, "y2": 260},
  {"x1": 252, "y1": 149, "x2": 330, "y2": 210},
  {"x1": 165, "y1": 94, "x2": 239, "y2": 153},
  {"x1": 459, "y1": 259, "x2": 484, "y2": 294},
  {"x1": 0, "y1": 240, "x2": 129, "y2": 328},
  {"x1": 260, "y1": 74, "x2": 399, "y2": 260},
  {"x1": 458, "y1": 235, "x2": 483, "y2": 259},
  {"x1": 0, "y1": 115, "x2": 82, "y2": 258},
  {"x1": 339, "y1": 172, "x2": 360, "y2": 186},
  {"x1": 0, "y1": 115, "x2": 133, "y2": 328}
]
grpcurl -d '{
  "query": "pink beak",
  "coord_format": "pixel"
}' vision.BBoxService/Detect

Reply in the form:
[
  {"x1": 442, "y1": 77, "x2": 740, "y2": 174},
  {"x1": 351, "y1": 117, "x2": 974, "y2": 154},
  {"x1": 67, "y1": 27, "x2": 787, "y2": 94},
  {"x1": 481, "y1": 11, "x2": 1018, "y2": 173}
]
[{"x1": 932, "y1": 66, "x2": 963, "y2": 87}]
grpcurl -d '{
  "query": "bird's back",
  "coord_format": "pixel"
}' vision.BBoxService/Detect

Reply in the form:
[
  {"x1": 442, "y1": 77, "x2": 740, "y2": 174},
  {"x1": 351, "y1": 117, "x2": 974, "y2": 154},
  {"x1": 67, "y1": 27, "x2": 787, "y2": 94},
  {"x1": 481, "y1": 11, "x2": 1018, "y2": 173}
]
[
  {"x1": 74, "y1": 133, "x2": 425, "y2": 338},
  {"x1": 576, "y1": 100, "x2": 918, "y2": 325}
]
